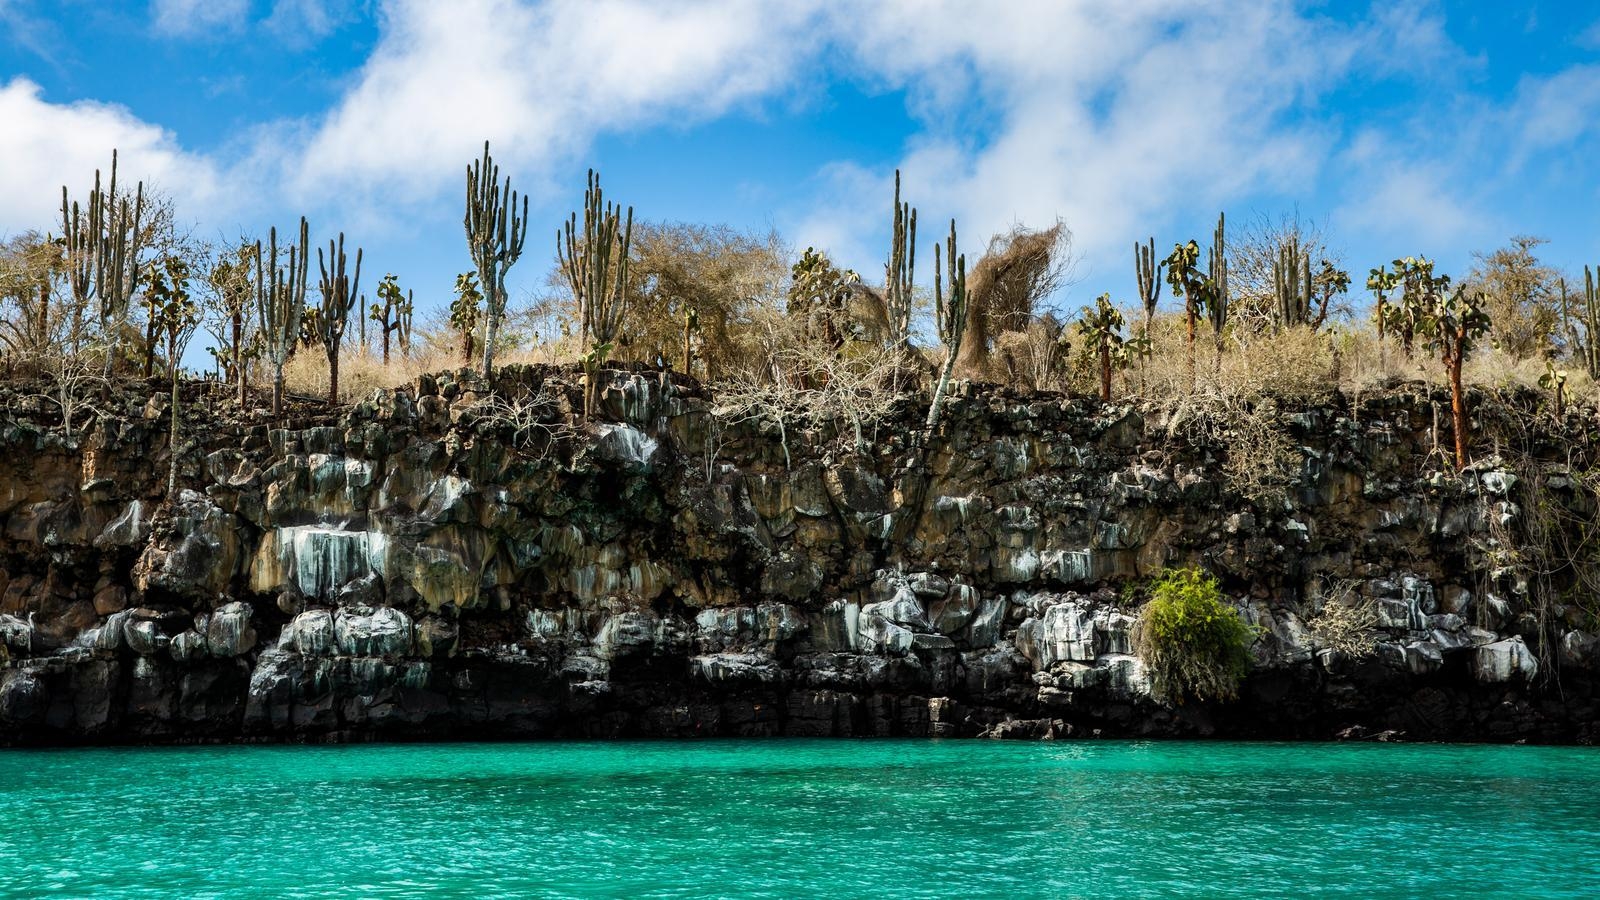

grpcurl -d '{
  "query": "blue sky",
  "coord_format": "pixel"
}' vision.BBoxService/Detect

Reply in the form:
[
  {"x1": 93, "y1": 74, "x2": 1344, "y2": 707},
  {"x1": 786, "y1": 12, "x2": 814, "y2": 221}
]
[{"x1": 4, "y1": 0, "x2": 1600, "y2": 334}]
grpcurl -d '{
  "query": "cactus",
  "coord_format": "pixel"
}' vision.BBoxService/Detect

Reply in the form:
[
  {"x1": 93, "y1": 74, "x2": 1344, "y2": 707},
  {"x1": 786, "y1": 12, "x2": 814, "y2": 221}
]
[
  {"x1": 60, "y1": 150, "x2": 145, "y2": 373},
  {"x1": 1275, "y1": 239, "x2": 1348, "y2": 332},
  {"x1": 1273, "y1": 234, "x2": 1313, "y2": 329},
  {"x1": 1540, "y1": 359, "x2": 1570, "y2": 418},
  {"x1": 1075, "y1": 293, "x2": 1130, "y2": 401},
  {"x1": 371, "y1": 273, "x2": 412, "y2": 365},
  {"x1": 142, "y1": 255, "x2": 191, "y2": 377},
  {"x1": 451, "y1": 272, "x2": 483, "y2": 364},
  {"x1": 1392, "y1": 256, "x2": 1436, "y2": 358},
  {"x1": 1207, "y1": 211, "x2": 1228, "y2": 370},
  {"x1": 558, "y1": 168, "x2": 633, "y2": 419},
  {"x1": 154, "y1": 276, "x2": 200, "y2": 496},
  {"x1": 208, "y1": 241, "x2": 256, "y2": 404},
  {"x1": 1135, "y1": 236, "x2": 1163, "y2": 336},
  {"x1": 316, "y1": 233, "x2": 363, "y2": 406},
  {"x1": 1560, "y1": 269, "x2": 1600, "y2": 379},
  {"x1": 1165, "y1": 239, "x2": 1204, "y2": 386},
  {"x1": 1366, "y1": 263, "x2": 1400, "y2": 365},
  {"x1": 885, "y1": 169, "x2": 917, "y2": 357},
  {"x1": 1413, "y1": 277, "x2": 1491, "y2": 470},
  {"x1": 926, "y1": 219, "x2": 968, "y2": 428},
  {"x1": 254, "y1": 217, "x2": 309, "y2": 416},
  {"x1": 465, "y1": 141, "x2": 529, "y2": 377}
]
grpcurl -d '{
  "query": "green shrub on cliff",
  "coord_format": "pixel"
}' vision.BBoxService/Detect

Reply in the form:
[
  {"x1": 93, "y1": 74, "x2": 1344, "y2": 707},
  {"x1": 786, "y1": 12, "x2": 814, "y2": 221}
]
[{"x1": 1134, "y1": 567, "x2": 1257, "y2": 703}]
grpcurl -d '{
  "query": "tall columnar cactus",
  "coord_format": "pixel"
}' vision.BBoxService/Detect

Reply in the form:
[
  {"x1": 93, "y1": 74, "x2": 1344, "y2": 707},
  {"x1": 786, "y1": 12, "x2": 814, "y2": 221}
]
[
  {"x1": 255, "y1": 218, "x2": 309, "y2": 416},
  {"x1": 60, "y1": 151, "x2": 145, "y2": 373},
  {"x1": 316, "y1": 233, "x2": 363, "y2": 406},
  {"x1": 465, "y1": 141, "x2": 529, "y2": 378},
  {"x1": 926, "y1": 219, "x2": 968, "y2": 428},
  {"x1": 885, "y1": 169, "x2": 917, "y2": 358},
  {"x1": 371, "y1": 273, "x2": 412, "y2": 365},
  {"x1": 1561, "y1": 269, "x2": 1600, "y2": 379},
  {"x1": 1273, "y1": 235, "x2": 1314, "y2": 329},
  {"x1": 1206, "y1": 211, "x2": 1229, "y2": 369},
  {"x1": 558, "y1": 168, "x2": 633, "y2": 419},
  {"x1": 1135, "y1": 236, "x2": 1163, "y2": 340}
]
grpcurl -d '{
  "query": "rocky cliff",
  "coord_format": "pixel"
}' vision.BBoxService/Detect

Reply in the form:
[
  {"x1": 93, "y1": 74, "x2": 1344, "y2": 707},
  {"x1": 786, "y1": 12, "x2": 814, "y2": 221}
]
[{"x1": 2, "y1": 367, "x2": 1598, "y2": 744}]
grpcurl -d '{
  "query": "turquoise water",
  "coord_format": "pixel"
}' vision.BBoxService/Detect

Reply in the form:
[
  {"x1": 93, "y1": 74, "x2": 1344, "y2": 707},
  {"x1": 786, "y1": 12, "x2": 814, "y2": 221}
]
[{"x1": 1, "y1": 741, "x2": 1597, "y2": 898}]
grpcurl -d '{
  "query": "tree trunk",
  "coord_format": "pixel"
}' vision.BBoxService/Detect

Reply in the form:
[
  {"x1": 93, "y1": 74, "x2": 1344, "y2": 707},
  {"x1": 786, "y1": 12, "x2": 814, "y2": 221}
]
[
  {"x1": 481, "y1": 283, "x2": 502, "y2": 377},
  {"x1": 231, "y1": 314, "x2": 244, "y2": 405},
  {"x1": 382, "y1": 324, "x2": 390, "y2": 366},
  {"x1": 36, "y1": 284, "x2": 48, "y2": 348},
  {"x1": 1448, "y1": 351, "x2": 1468, "y2": 471},
  {"x1": 327, "y1": 347, "x2": 340, "y2": 406},
  {"x1": 683, "y1": 320, "x2": 693, "y2": 378},
  {"x1": 1185, "y1": 302, "x2": 1197, "y2": 390},
  {"x1": 582, "y1": 359, "x2": 597, "y2": 422},
  {"x1": 168, "y1": 363, "x2": 181, "y2": 496},
  {"x1": 272, "y1": 366, "x2": 284, "y2": 417},
  {"x1": 927, "y1": 348, "x2": 960, "y2": 427},
  {"x1": 1098, "y1": 344, "x2": 1111, "y2": 401}
]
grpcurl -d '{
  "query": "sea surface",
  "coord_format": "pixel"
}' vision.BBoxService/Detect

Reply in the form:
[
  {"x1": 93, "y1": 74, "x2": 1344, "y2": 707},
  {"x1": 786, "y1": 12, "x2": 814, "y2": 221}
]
[{"x1": 1, "y1": 739, "x2": 1597, "y2": 898}]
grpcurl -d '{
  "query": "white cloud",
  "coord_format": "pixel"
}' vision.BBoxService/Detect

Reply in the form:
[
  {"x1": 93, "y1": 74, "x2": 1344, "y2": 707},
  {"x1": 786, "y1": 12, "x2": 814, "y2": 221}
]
[
  {"x1": 151, "y1": 0, "x2": 251, "y2": 36},
  {"x1": 288, "y1": 0, "x2": 827, "y2": 211},
  {"x1": 0, "y1": 78, "x2": 224, "y2": 237},
  {"x1": 791, "y1": 1, "x2": 1349, "y2": 284}
]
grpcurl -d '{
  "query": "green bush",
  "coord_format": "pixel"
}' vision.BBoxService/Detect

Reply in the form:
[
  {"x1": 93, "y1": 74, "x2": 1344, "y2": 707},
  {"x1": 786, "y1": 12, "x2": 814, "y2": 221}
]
[{"x1": 1133, "y1": 567, "x2": 1257, "y2": 703}]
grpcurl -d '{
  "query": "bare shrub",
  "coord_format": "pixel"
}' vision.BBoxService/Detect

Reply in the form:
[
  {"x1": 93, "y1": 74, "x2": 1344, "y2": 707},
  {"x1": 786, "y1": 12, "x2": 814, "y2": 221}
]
[
  {"x1": 991, "y1": 314, "x2": 1072, "y2": 392},
  {"x1": 1228, "y1": 211, "x2": 1347, "y2": 336},
  {"x1": 956, "y1": 222, "x2": 1073, "y2": 379},
  {"x1": 1469, "y1": 236, "x2": 1559, "y2": 362},
  {"x1": 468, "y1": 387, "x2": 571, "y2": 460},
  {"x1": 714, "y1": 307, "x2": 902, "y2": 465},
  {"x1": 625, "y1": 222, "x2": 789, "y2": 379},
  {"x1": 1306, "y1": 580, "x2": 1379, "y2": 657}
]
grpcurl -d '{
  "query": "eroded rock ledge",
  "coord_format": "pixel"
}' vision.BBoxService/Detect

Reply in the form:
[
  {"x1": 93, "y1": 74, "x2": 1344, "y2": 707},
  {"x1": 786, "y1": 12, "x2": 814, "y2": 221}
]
[{"x1": 1, "y1": 367, "x2": 1597, "y2": 744}]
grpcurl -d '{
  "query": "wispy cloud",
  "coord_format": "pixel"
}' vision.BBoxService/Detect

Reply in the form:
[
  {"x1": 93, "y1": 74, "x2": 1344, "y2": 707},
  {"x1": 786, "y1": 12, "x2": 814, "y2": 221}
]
[{"x1": 150, "y1": 0, "x2": 252, "y2": 37}]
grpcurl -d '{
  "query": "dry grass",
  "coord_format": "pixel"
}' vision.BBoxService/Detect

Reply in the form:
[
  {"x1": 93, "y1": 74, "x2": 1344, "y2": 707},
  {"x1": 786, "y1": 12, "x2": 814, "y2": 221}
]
[
  {"x1": 279, "y1": 332, "x2": 582, "y2": 403},
  {"x1": 256, "y1": 298, "x2": 1591, "y2": 419}
]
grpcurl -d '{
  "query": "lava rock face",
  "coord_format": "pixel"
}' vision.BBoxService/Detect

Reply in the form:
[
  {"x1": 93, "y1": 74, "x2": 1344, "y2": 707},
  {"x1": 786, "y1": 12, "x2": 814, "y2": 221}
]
[{"x1": 1, "y1": 367, "x2": 1597, "y2": 744}]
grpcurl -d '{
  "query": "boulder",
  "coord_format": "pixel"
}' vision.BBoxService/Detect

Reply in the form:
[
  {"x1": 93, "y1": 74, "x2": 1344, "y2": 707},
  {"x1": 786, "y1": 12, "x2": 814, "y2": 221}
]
[
  {"x1": 1473, "y1": 637, "x2": 1538, "y2": 683},
  {"x1": 207, "y1": 601, "x2": 257, "y2": 657},
  {"x1": 334, "y1": 606, "x2": 413, "y2": 657}
]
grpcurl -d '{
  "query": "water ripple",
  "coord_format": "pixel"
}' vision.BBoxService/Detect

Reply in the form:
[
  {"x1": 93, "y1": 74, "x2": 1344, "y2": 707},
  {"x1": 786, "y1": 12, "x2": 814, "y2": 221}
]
[{"x1": 1, "y1": 740, "x2": 1598, "y2": 898}]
